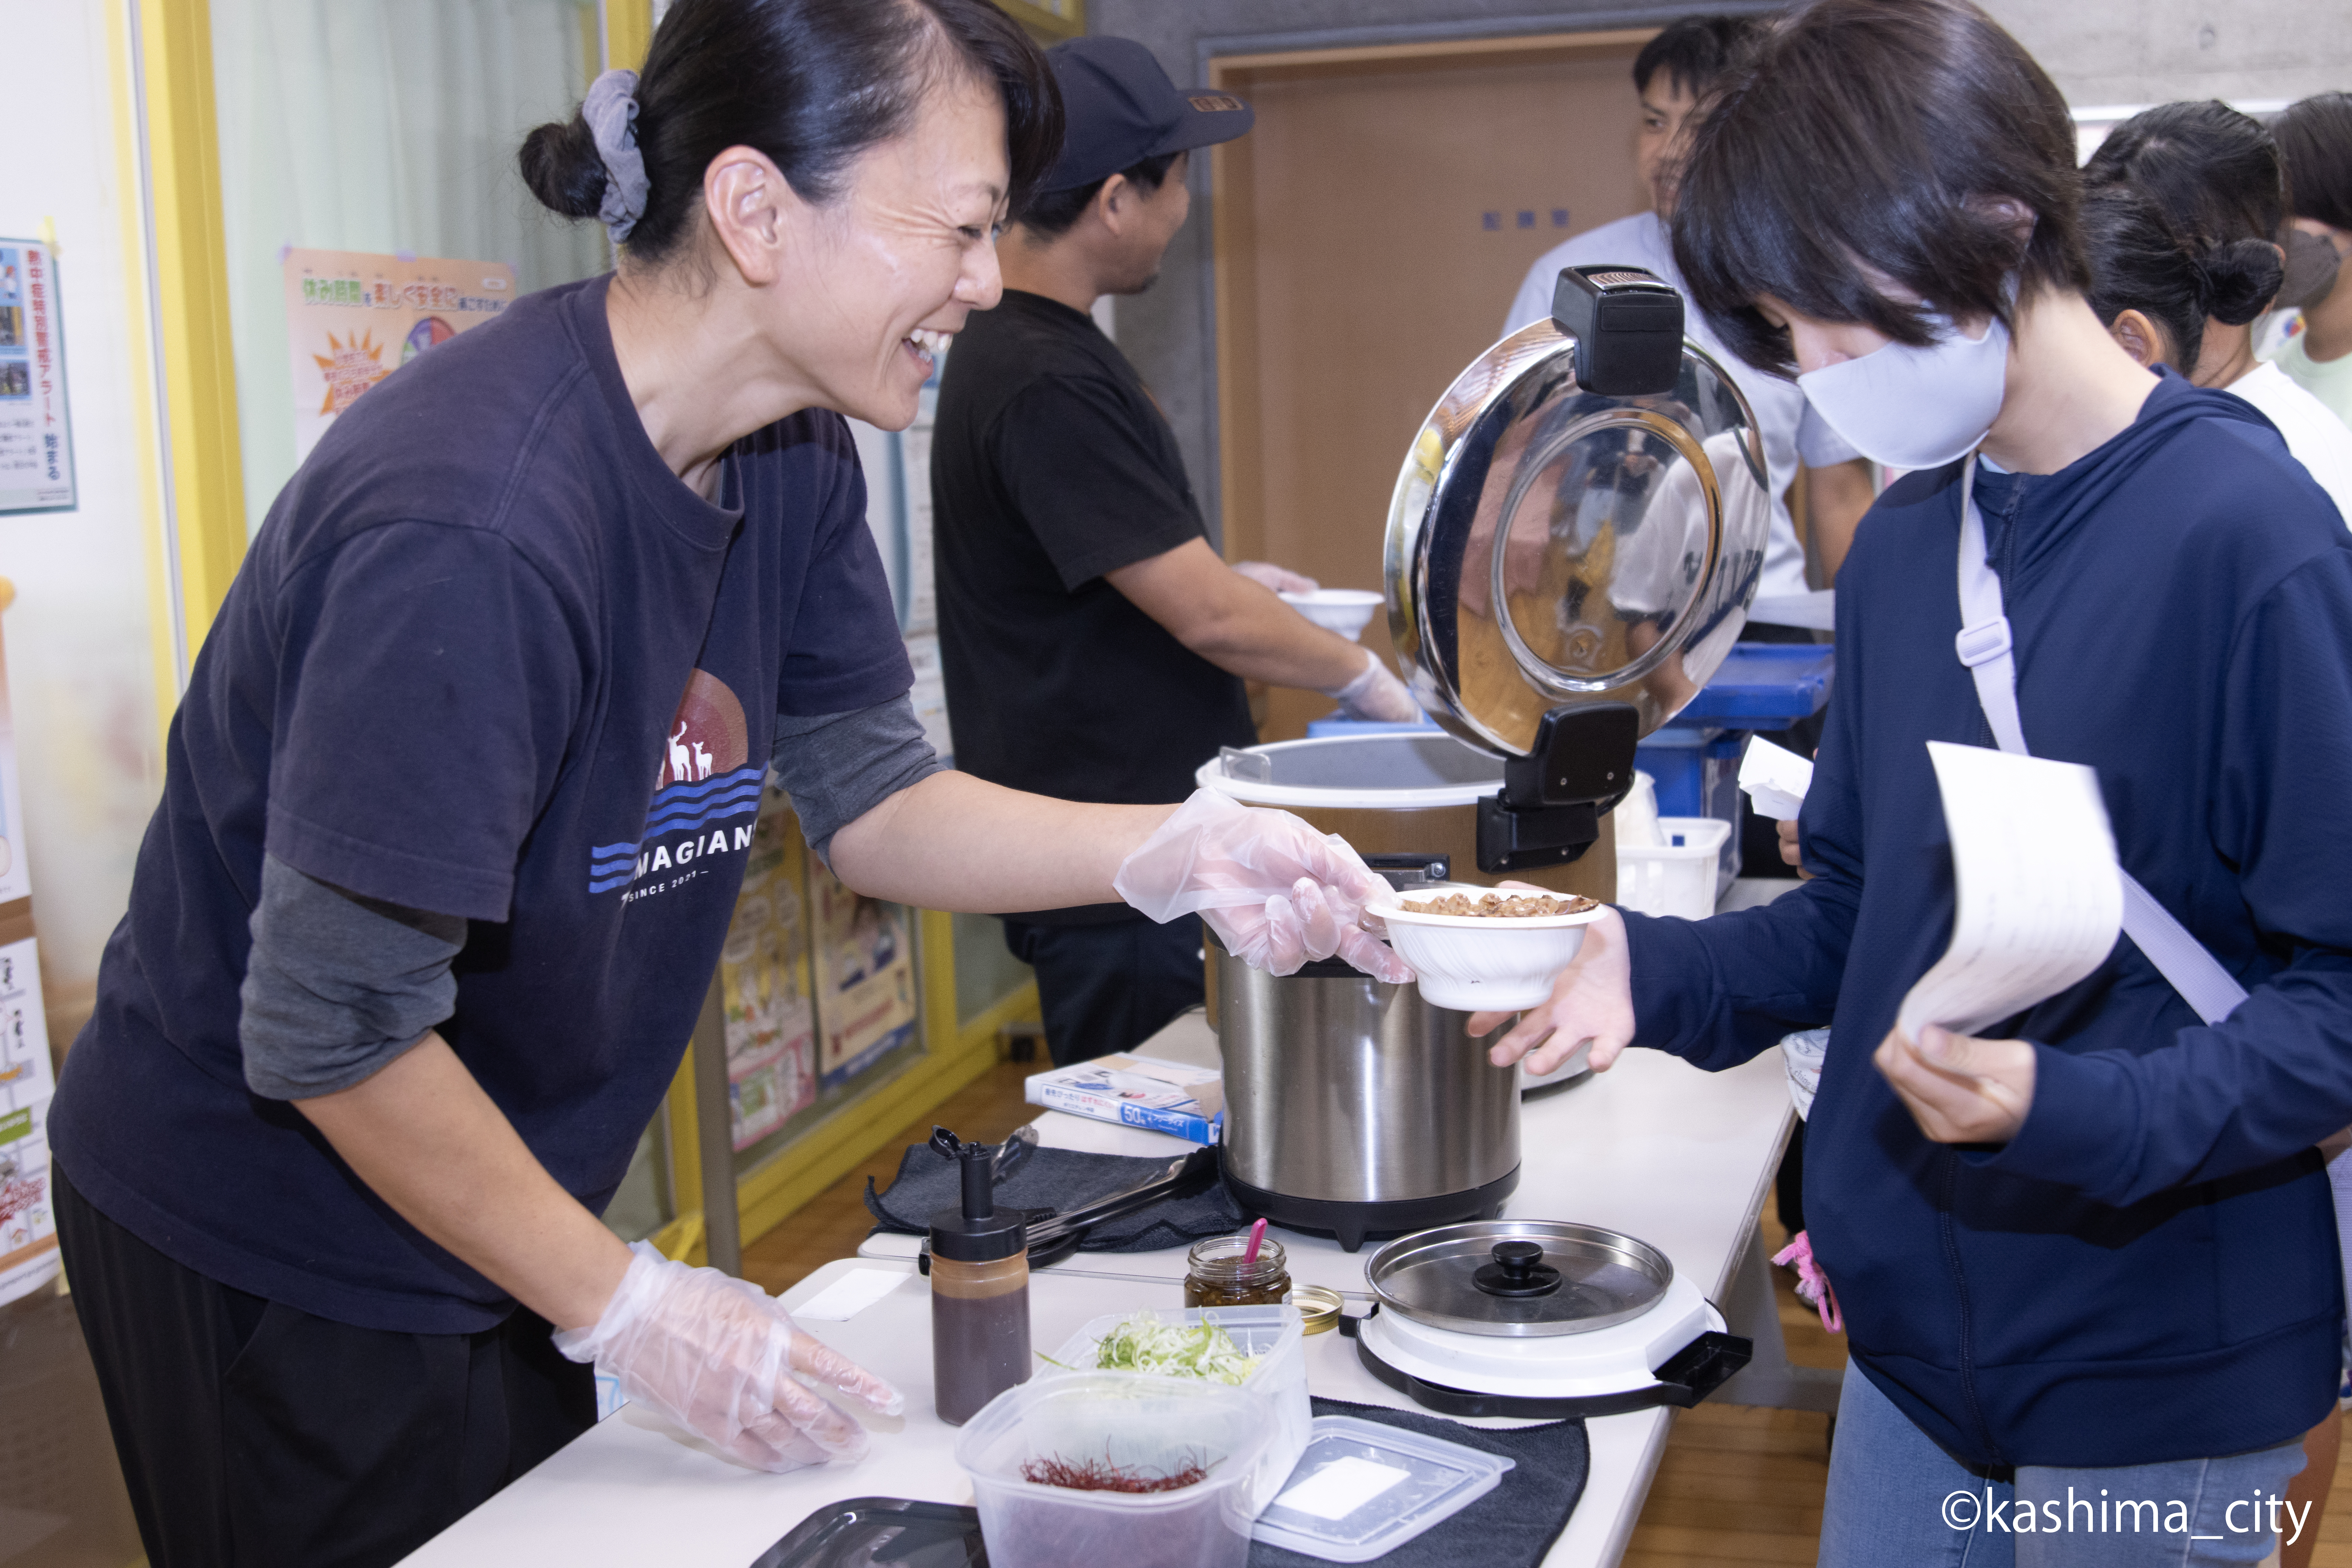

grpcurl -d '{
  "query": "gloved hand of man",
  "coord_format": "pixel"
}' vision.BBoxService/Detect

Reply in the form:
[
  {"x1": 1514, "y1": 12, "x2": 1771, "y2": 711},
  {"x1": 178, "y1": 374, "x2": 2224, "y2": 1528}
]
[
  {"x1": 553, "y1": 1242, "x2": 904, "y2": 1472},
  {"x1": 1114, "y1": 789, "x2": 1412, "y2": 982},
  {"x1": 1321, "y1": 648, "x2": 1422, "y2": 724},
  {"x1": 1232, "y1": 560, "x2": 1320, "y2": 593}
]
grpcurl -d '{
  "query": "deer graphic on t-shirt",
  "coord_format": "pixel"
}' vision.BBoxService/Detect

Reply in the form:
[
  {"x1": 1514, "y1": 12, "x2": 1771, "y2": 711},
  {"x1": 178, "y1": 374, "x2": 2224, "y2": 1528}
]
[{"x1": 667, "y1": 722, "x2": 693, "y2": 786}]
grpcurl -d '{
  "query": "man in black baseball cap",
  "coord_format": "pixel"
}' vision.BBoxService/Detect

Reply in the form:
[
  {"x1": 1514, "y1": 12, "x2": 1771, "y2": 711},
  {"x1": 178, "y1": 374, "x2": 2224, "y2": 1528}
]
[
  {"x1": 1039, "y1": 35, "x2": 1254, "y2": 194},
  {"x1": 930, "y1": 36, "x2": 1417, "y2": 1066}
]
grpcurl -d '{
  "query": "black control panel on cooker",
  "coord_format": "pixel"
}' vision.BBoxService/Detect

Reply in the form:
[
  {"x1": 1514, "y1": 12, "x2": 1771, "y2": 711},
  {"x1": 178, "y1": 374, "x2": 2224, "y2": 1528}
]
[
  {"x1": 1476, "y1": 701, "x2": 1641, "y2": 873},
  {"x1": 1550, "y1": 265, "x2": 1685, "y2": 396}
]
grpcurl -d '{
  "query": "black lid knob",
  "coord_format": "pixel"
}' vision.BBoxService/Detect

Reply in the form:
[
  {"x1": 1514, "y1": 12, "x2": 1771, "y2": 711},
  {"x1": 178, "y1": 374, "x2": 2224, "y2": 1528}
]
[{"x1": 1473, "y1": 1239, "x2": 1562, "y2": 1298}]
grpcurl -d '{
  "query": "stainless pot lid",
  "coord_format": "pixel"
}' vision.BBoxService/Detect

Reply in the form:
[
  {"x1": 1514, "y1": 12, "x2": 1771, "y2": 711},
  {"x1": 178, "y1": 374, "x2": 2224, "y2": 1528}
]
[
  {"x1": 1385, "y1": 316, "x2": 1774, "y2": 757},
  {"x1": 1365, "y1": 1220, "x2": 1673, "y2": 1338}
]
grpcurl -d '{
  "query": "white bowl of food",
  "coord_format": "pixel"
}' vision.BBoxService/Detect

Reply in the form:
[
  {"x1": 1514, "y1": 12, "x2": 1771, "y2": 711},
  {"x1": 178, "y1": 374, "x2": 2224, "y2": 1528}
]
[
  {"x1": 1369, "y1": 886, "x2": 1604, "y2": 1011},
  {"x1": 1278, "y1": 588, "x2": 1385, "y2": 640}
]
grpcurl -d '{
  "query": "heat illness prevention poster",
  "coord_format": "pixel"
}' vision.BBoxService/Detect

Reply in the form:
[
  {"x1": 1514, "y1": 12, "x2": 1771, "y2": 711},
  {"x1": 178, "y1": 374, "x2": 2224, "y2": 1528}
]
[{"x1": 283, "y1": 248, "x2": 516, "y2": 465}]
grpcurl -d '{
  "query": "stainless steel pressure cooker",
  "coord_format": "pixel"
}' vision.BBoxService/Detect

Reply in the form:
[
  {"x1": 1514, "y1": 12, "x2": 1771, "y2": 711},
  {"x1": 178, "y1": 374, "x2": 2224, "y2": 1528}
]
[{"x1": 1207, "y1": 267, "x2": 1773, "y2": 1250}]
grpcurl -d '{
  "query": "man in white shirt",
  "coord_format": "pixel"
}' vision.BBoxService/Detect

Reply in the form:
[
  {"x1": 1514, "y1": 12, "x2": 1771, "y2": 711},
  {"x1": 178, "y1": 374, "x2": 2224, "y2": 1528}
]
[{"x1": 1504, "y1": 16, "x2": 1878, "y2": 598}]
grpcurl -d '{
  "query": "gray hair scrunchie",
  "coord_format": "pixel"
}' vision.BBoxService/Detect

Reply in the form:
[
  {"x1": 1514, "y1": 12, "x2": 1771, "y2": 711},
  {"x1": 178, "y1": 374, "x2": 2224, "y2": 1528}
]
[{"x1": 583, "y1": 69, "x2": 649, "y2": 246}]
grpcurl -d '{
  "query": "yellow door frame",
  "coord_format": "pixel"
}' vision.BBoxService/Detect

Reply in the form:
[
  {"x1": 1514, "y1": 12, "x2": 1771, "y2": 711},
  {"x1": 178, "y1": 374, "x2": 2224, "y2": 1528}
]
[
  {"x1": 999, "y1": 0, "x2": 1083, "y2": 42},
  {"x1": 118, "y1": 0, "x2": 247, "y2": 708},
  {"x1": 603, "y1": 0, "x2": 653, "y2": 74}
]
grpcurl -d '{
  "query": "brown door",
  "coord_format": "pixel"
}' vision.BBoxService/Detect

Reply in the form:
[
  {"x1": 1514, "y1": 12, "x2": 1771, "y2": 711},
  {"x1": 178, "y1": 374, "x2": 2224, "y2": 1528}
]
[{"x1": 1210, "y1": 32, "x2": 1655, "y2": 742}]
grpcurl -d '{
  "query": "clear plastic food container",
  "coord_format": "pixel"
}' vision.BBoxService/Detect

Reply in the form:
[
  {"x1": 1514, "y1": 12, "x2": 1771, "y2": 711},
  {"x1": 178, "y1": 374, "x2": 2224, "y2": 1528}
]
[
  {"x1": 1251, "y1": 1414, "x2": 1515, "y2": 1562},
  {"x1": 953, "y1": 1372, "x2": 1274, "y2": 1568},
  {"x1": 1049, "y1": 1305, "x2": 1308, "y2": 1516}
]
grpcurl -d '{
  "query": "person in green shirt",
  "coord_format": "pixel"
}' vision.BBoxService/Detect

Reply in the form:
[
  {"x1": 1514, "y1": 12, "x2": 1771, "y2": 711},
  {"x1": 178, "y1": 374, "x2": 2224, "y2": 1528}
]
[{"x1": 2271, "y1": 93, "x2": 2352, "y2": 426}]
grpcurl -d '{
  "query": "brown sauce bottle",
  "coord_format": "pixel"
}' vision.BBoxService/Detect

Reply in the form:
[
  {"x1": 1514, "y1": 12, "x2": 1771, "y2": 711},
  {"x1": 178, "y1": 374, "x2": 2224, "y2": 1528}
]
[{"x1": 930, "y1": 1141, "x2": 1032, "y2": 1425}]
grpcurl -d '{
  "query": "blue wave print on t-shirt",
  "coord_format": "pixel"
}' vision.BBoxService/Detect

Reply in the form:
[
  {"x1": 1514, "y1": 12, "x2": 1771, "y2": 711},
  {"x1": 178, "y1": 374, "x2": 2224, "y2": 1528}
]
[{"x1": 588, "y1": 764, "x2": 766, "y2": 894}]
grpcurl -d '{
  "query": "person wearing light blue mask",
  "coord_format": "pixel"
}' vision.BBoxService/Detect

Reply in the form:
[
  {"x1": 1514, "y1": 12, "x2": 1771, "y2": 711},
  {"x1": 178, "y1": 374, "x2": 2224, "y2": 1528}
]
[{"x1": 1476, "y1": 2, "x2": 2352, "y2": 1565}]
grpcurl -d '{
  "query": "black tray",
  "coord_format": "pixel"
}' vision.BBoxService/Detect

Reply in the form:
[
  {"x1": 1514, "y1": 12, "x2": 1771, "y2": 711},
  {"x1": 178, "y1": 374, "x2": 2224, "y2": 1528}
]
[{"x1": 750, "y1": 1497, "x2": 986, "y2": 1567}]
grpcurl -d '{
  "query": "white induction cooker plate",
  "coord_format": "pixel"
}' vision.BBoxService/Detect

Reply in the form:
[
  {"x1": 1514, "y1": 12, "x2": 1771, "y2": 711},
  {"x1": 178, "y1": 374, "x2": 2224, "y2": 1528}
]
[{"x1": 1358, "y1": 1267, "x2": 1716, "y2": 1403}]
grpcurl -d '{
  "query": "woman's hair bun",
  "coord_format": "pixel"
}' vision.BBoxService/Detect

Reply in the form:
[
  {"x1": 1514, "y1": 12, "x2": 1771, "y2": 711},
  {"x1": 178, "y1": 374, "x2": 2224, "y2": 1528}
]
[
  {"x1": 519, "y1": 114, "x2": 609, "y2": 221},
  {"x1": 2197, "y1": 236, "x2": 2284, "y2": 325}
]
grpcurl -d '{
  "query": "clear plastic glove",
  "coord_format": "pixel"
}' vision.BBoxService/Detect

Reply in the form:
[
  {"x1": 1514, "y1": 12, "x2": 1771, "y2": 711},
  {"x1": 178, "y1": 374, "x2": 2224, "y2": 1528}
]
[
  {"x1": 1114, "y1": 788, "x2": 1411, "y2": 982},
  {"x1": 1232, "y1": 560, "x2": 1320, "y2": 593},
  {"x1": 553, "y1": 1242, "x2": 904, "y2": 1472},
  {"x1": 1320, "y1": 649, "x2": 1422, "y2": 723}
]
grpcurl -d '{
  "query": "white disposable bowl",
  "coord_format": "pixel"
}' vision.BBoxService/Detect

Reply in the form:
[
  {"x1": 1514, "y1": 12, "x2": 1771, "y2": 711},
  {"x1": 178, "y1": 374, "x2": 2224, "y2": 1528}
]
[
  {"x1": 1279, "y1": 588, "x2": 1384, "y2": 640},
  {"x1": 1371, "y1": 889, "x2": 1604, "y2": 1011}
]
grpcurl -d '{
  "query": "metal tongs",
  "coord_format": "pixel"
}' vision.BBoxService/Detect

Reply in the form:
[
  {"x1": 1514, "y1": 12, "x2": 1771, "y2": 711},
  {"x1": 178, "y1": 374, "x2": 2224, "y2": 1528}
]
[{"x1": 917, "y1": 1126, "x2": 1220, "y2": 1271}]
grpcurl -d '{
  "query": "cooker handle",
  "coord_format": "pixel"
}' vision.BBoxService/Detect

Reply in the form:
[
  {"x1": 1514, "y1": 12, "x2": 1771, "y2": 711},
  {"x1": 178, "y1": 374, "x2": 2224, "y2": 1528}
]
[
  {"x1": 1349, "y1": 1325, "x2": 1756, "y2": 1419},
  {"x1": 1647, "y1": 1330, "x2": 1754, "y2": 1408}
]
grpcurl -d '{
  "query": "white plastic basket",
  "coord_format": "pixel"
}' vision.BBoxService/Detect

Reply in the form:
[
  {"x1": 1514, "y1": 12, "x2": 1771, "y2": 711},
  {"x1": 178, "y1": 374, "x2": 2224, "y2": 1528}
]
[
  {"x1": 1049, "y1": 1305, "x2": 1308, "y2": 1517},
  {"x1": 1616, "y1": 816, "x2": 1732, "y2": 919}
]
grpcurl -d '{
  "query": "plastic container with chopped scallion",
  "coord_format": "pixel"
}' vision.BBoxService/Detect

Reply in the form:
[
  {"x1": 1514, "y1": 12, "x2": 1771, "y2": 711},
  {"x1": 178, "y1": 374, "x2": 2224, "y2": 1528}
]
[
  {"x1": 1085, "y1": 1312, "x2": 1261, "y2": 1383},
  {"x1": 1046, "y1": 1306, "x2": 1311, "y2": 1517}
]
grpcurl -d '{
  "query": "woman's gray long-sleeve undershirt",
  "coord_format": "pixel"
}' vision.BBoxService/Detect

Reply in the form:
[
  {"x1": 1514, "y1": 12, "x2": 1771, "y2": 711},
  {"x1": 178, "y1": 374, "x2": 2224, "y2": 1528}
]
[{"x1": 239, "y1": 695, "x2": 941, "y2": 1099}]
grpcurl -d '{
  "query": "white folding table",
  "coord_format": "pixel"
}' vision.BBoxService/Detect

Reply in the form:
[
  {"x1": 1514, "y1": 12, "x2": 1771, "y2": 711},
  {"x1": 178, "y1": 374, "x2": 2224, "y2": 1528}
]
[{"x1": 402, "y1": 983, "x2": 1816, "y2": 1568}]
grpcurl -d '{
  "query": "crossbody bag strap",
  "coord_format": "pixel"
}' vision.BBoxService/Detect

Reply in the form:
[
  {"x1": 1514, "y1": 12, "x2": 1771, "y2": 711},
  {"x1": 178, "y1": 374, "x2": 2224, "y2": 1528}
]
[
  {"x1": 1953, "y1": 458, "x2": 2250, "y2": 1027},
  {"x1": 1954, "y1": 459, "x2": 2029, "y2": 755}
]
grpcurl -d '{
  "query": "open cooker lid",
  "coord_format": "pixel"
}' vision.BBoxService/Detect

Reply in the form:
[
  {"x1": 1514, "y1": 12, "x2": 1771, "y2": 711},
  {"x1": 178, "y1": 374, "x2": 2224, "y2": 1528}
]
[{"x1": 1385, "y1": 298, "x2": 1774, "y2": 759}]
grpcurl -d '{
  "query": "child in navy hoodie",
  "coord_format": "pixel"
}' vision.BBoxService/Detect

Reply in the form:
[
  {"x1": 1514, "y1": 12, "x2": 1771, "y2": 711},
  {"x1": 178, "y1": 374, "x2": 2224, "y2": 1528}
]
[{"x1": 1477, "y1": 3, "x2": 2352, "y2": 1563}]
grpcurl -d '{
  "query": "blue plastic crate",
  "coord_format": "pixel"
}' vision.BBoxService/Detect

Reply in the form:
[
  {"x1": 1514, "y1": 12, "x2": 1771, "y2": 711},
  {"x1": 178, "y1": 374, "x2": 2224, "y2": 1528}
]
[{"x1": 1674, "y1": 644, "x2": 1834, "y2": 725}]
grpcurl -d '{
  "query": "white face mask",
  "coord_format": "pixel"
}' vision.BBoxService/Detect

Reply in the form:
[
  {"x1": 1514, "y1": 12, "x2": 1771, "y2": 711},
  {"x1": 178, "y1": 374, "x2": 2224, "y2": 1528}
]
[{"x1": 1795, "y1": 313, "x2": 2011, "y2": 471}]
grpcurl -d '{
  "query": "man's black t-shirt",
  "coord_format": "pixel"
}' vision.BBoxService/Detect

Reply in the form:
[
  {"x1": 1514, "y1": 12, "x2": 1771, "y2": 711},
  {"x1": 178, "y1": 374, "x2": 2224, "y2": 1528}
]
[
  {"x1": 49, "y1": 275, "x2": 911, "y2": 1332},
  {"x1": 930, "y1": 290, "x2": 1254, "y2": 921}
]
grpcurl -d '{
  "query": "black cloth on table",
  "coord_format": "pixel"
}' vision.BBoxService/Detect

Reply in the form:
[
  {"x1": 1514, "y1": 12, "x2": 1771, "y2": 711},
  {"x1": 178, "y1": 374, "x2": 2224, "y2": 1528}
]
[
  {"x1": 753, "y1": 1397, "x2": 1588, "y2": 1566},
  {"x1": 864, "y1": 1140, "x2": 1244, "y2": 1253}
]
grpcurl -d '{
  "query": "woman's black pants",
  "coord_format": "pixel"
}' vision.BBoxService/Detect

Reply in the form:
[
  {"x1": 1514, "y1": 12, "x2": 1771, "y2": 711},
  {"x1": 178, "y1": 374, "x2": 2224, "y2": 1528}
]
[{"x1": 53, "y1": 1161, "x2": 594, "y2": 1568}]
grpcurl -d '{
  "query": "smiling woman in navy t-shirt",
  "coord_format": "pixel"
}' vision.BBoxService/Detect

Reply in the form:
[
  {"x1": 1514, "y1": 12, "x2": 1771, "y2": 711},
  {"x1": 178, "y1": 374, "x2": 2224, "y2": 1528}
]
[{"x1": 44, "y1": 2, "x2": 1408, "y2": 1560}]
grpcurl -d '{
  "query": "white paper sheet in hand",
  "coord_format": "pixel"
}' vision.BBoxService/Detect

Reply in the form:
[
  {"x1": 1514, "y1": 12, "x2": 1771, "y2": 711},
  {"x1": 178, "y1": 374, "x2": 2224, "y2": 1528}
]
[
  {"x1": 1895, "y1": 743, "x2": 2123, "y2": 1041},
  {"x1": 1739, "y1": 737, "x2": 1815, "y2": 822}
]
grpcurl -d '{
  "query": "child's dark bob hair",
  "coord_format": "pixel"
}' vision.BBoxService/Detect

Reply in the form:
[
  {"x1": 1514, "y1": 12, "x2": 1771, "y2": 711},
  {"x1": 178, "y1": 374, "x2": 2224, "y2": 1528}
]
[{"x1": 1669, "y1": 0, "x2": 2086, "y2": 377}]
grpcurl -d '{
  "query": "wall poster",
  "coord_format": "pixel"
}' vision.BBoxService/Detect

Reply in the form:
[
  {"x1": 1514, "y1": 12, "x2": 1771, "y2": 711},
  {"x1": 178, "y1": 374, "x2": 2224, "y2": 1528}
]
[
  {"x1": 283, "y1": 248, "x2": 515, "y2": 466},
  {"x1": 0, "y1": 937, "x2": 57, "y2": 1307},
  {"x1": 0, "y1": 239, "x2": 74, "y2": 514},
  {"x1": 809, "y1": 860, "x2": 917, "y2": 1088},
  {"x1": 720, "y1": 788, "x2": 817, "y2": 1152},
  {"x1": 0, "y1": 612, "x2": 26, "y2": 906}
]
